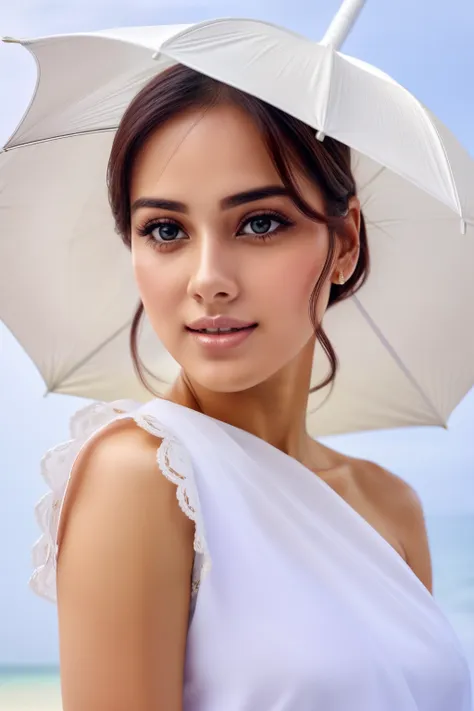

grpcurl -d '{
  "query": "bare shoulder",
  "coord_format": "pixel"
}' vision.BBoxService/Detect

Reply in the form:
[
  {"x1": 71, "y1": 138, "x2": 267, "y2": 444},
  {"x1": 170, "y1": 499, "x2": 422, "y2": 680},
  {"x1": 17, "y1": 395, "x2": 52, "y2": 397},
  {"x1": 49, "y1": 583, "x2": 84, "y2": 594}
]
[
  {"x1": 57, "y1": 417, "x2": 184, "y2": 548},
  {"x1": 351, "y1": 457, "x2": 422, "y2": 518},
  {"x1": 350, "y1": 457, "x2": 433, "y2": 592},
  {"x1": 56, "y1": 417, "x2": 195, "y2": 711}
]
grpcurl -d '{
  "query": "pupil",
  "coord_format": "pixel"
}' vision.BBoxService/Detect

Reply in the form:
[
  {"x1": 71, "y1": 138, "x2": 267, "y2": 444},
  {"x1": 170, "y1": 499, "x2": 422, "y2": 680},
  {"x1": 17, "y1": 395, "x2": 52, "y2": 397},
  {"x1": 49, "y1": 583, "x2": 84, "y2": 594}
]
[
  {"x1": 159, "y1": 224, "x2": 178, "y2": 240},
  {"x1": 252, "y1": 217, "x2": 271, "y2": 234}
]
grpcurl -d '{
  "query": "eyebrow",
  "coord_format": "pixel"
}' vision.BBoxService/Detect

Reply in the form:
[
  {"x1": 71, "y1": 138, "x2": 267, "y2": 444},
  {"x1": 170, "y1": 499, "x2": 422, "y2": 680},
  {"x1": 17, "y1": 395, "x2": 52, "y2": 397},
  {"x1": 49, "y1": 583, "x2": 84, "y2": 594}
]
[{"x1": 130, "y1": 185, "x2": 290, "y2": 215}]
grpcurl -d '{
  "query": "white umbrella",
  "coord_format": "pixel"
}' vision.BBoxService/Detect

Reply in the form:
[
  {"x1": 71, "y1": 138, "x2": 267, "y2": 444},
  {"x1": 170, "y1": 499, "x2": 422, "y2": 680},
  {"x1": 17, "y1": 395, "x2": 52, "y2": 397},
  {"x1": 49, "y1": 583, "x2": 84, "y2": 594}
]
[{"x1": 1, "y1": 9, "x2": 473, "y2": 437}]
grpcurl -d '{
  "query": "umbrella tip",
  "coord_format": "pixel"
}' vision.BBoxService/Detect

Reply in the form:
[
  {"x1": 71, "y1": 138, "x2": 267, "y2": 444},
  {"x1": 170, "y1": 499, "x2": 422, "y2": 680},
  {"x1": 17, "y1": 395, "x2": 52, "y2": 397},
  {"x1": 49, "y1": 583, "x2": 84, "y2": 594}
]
[
  {"x1": 460, "y1": 219, "x2": 467, "y2": 235},
  {"x1": 1, "y1": 36, "x2": 20, "y2": 44},
  {"x1": 316, "y1": 130, "x2": 326, "y2": 142}
]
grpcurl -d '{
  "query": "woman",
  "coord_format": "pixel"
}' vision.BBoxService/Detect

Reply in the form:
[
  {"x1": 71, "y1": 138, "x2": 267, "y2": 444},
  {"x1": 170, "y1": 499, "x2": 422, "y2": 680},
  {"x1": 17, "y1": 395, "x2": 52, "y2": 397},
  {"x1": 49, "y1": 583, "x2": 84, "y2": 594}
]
[{"x1": 30, "y1": 65, "x2": 471, "y2": 710}]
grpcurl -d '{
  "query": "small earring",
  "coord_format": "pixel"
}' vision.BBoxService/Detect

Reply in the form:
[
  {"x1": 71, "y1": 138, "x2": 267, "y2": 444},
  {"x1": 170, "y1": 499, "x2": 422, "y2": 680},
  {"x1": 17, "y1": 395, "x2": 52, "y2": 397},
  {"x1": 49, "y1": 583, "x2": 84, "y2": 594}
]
[{"x1": 338, "y1": 271, "x2": 345, "y2": 286}]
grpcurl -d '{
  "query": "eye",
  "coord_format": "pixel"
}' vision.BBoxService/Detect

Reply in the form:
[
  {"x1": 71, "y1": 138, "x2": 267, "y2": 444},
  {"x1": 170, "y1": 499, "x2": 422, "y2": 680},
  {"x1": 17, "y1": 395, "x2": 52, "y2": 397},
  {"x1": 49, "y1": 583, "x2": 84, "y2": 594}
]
[
  {"x1": 150, "y1": 222, "x2": 186, "y2": 242},
  {"x1": 238, "y1": 212, "x2": 293, "y2": 238},
  {"x1": 136, "y1": 219, "x2": 187, "y2": 246}
]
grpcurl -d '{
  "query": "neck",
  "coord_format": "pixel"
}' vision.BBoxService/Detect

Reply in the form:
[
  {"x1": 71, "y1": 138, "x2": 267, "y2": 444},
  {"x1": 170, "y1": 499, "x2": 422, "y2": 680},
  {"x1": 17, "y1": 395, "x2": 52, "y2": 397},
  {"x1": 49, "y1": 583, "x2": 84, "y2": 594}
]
[{"x1": 166, "y1": 338, "x2": 316, "y2": 464}]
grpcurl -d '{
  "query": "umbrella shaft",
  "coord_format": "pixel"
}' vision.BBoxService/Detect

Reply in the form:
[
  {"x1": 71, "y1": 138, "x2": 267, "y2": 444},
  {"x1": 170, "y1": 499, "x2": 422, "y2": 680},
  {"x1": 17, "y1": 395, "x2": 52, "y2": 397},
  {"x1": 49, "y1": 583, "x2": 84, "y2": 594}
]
[{"x1": 321, "y1": 0, "x2": 367, "y2": 49}]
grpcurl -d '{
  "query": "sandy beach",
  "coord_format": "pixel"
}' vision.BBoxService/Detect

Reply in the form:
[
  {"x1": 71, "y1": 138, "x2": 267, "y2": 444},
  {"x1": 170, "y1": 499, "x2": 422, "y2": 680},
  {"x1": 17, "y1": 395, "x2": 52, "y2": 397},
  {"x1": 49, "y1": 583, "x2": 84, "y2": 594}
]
[{"x1": 0, "y1": 677, "x2": 62, "y2": 711}]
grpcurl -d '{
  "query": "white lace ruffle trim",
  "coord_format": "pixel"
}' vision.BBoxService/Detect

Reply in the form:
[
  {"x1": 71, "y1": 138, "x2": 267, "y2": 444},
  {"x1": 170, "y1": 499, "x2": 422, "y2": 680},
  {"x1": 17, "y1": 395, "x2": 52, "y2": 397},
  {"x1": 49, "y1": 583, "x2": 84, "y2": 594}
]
[{"x1": 29, "y1": 400, "x2": 211, "y2": 603}]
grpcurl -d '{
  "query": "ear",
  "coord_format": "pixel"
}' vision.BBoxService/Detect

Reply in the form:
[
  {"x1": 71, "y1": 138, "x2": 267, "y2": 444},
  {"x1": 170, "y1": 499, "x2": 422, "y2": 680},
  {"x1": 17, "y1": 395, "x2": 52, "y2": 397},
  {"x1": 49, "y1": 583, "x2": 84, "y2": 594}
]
[{"x1": 332, "y1": 196, "x2": 361, "y2": 285}]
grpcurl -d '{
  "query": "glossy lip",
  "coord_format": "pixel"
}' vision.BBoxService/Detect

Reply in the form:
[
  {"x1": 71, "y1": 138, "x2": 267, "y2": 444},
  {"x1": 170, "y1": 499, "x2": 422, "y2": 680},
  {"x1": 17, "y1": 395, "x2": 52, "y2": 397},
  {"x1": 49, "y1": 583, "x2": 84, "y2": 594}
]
[
  {"x1": 187, "y1": 325, "x2": 257, "y2": 350},
  {"x1": 186, "y1": 316, "x2": 257, "y2": 331}
]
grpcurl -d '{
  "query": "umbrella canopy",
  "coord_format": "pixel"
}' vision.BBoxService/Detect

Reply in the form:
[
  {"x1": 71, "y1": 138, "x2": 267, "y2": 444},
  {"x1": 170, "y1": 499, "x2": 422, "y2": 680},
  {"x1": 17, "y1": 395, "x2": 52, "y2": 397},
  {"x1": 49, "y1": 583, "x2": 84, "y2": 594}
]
[{"x1": 1, "y1": 18, "x2": 474, "y2": 436}]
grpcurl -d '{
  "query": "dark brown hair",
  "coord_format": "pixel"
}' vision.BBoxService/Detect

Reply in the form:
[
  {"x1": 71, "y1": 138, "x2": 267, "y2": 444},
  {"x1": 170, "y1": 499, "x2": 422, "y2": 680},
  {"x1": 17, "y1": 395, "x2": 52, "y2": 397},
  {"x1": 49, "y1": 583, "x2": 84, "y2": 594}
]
[{"x1": 107, "y1": 64, "x2": 370, "y2": 396}]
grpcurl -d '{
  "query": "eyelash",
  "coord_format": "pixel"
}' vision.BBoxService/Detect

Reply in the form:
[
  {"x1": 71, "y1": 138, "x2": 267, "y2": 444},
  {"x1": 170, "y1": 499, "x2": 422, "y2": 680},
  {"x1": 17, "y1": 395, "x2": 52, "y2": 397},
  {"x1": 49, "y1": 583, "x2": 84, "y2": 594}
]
[{"x1": 135, "y1": 210, "x2": 295, "y2": 251}]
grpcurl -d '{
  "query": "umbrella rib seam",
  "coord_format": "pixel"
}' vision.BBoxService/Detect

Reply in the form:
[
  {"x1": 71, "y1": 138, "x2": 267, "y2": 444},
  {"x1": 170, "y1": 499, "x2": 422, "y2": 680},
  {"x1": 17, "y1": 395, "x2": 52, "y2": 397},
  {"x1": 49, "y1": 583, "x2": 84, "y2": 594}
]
[
  {"x1": 351, "y1": 295, "x2": 447, "y2": 426},
  {"x1": 46, "y1": 319, "x2": 170, "y2": 394},
  {"x1": 421, "y1": 106, "x2": 462, "y2": 217},
  {"x1": 316, "y1": 46, "x2": 335, "y2": 135},
  {"x1": 3, "y1": 127, "x2": 116, "y2": 152},
  {"x1": 46, "y1": 319, "x2": 133, "y2": 393}
]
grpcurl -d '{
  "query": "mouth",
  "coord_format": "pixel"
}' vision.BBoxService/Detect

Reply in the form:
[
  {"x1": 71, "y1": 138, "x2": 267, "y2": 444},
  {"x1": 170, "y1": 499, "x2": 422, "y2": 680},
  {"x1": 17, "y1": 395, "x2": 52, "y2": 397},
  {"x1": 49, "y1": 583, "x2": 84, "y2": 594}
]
[
  {"x1": 185, "y1": 323, "x2": 258, "y2": 350},
  {"x1": 185, "y1": 324, "x2": 258, "y2": 335}
]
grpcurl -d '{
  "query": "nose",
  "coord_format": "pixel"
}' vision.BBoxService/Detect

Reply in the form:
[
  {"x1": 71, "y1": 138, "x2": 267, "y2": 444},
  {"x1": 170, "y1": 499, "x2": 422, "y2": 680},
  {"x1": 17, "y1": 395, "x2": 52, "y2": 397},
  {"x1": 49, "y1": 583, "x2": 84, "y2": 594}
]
[{"x1": 187, "y1": 236, "x2": 239, "y2": 305}]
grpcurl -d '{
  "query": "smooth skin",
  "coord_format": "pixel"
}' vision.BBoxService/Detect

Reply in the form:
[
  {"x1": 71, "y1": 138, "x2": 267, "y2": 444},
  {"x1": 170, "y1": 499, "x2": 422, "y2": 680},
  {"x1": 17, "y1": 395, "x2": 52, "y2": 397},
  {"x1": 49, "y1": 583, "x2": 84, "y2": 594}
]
[{"x1": 56, "y1": 102, "x2": 432, "y2": 710}]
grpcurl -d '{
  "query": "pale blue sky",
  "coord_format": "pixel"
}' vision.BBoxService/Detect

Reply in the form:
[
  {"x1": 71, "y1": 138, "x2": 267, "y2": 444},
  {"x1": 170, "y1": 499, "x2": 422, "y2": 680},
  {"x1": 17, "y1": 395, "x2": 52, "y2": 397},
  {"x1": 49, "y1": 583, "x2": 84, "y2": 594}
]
[{"x1": 0, "y1": 0, "x2": 473, "y2": 666}]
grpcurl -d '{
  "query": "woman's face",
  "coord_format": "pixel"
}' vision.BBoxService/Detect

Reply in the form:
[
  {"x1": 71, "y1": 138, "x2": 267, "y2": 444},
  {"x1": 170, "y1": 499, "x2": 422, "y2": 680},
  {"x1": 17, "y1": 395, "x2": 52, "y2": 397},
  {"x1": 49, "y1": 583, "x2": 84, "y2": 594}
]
[{"x1": 130, "y1": 102, "x2": 358, "y2": 393}]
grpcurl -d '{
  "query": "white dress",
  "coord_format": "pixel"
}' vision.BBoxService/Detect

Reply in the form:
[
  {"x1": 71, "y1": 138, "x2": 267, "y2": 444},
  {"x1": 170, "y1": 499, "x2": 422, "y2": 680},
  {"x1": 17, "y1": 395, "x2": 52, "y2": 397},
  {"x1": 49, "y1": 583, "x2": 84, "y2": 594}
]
[{"x1": 30, "y1": 397, "x2": 472, "y2": 711}]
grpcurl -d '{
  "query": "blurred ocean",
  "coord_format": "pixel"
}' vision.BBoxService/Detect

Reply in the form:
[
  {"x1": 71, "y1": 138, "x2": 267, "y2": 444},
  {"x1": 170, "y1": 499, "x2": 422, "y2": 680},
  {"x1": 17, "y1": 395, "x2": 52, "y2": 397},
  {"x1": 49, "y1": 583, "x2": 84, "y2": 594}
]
[
  {"x1": 426, "y1": 514, "x2": 474, "y2": 675},
  {"x1": 0, "y1": 513, "x2": 473, "y2": 710}
]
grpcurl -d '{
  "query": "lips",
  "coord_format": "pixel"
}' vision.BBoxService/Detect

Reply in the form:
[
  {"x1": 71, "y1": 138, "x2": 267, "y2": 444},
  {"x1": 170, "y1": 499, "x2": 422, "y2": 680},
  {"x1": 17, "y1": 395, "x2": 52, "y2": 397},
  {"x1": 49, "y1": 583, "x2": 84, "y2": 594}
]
[
  {"x1": 185, "y1": 316, "x2": 258, "y2": 350},
  {"x1": 186, "y1": 322, "x2": 257, "y2": 350},
  {"x1": 186, "y1": 316, "x2": 258, "y2": 333},
  {"x1": 188, "y1": 325, "x2": 257, "y2": 335}
]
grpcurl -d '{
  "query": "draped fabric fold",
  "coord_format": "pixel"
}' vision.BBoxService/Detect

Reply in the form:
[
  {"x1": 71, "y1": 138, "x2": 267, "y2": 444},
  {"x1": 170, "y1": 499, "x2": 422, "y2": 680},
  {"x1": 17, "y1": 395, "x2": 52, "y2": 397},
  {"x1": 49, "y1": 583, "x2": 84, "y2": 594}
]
[{"x1": 30, "y1": 397, "x2": 471, "y2": 710}]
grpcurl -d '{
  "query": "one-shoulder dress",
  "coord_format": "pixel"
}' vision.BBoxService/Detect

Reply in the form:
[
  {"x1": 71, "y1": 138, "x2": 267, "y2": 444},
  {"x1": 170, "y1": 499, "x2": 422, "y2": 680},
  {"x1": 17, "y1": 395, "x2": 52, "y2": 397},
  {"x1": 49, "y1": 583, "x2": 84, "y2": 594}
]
[{"x1": 30, "y1": 397, "x2": 472, "y2": 711}]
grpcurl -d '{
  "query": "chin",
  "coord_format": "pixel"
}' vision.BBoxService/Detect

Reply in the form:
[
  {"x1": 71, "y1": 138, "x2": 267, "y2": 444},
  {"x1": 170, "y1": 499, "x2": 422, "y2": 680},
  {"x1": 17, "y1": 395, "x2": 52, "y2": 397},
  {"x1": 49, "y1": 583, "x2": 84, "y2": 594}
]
[{"x1": 187, "y1": 361, "x2": 271, "y2": 395}]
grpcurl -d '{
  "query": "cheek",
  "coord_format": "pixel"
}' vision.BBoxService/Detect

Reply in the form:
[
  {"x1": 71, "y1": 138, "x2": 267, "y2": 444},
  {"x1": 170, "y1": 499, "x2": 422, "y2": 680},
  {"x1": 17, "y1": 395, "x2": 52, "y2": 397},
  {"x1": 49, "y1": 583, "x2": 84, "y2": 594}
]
[
  {"x1": 132, "y1": 246, "x2": 182, "y2": 330},
  {"x1": 259, "y1": 242, "x2": 328, "y2": 328}
]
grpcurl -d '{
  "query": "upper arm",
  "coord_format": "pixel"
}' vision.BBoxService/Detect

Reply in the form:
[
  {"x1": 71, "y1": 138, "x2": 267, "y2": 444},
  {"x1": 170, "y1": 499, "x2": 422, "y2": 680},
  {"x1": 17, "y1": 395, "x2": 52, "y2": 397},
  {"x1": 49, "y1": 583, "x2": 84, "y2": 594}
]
[
  {"x1": 56, "y1": 419, "x2": 195, "y2": 711},
  {"x1": 368, "y1": 464, "x2": 433, "y2": 593},
  {"x1": 396, "y1": 483, "x2": 433, "y2": 593}
]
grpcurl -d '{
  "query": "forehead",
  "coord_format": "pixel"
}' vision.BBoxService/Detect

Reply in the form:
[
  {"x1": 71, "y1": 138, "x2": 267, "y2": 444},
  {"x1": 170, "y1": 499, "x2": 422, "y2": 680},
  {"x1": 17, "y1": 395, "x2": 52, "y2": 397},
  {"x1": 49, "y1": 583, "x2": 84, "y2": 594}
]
[{"x1": 130, "y1": 103, "x2": 282, "y2": 202}]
